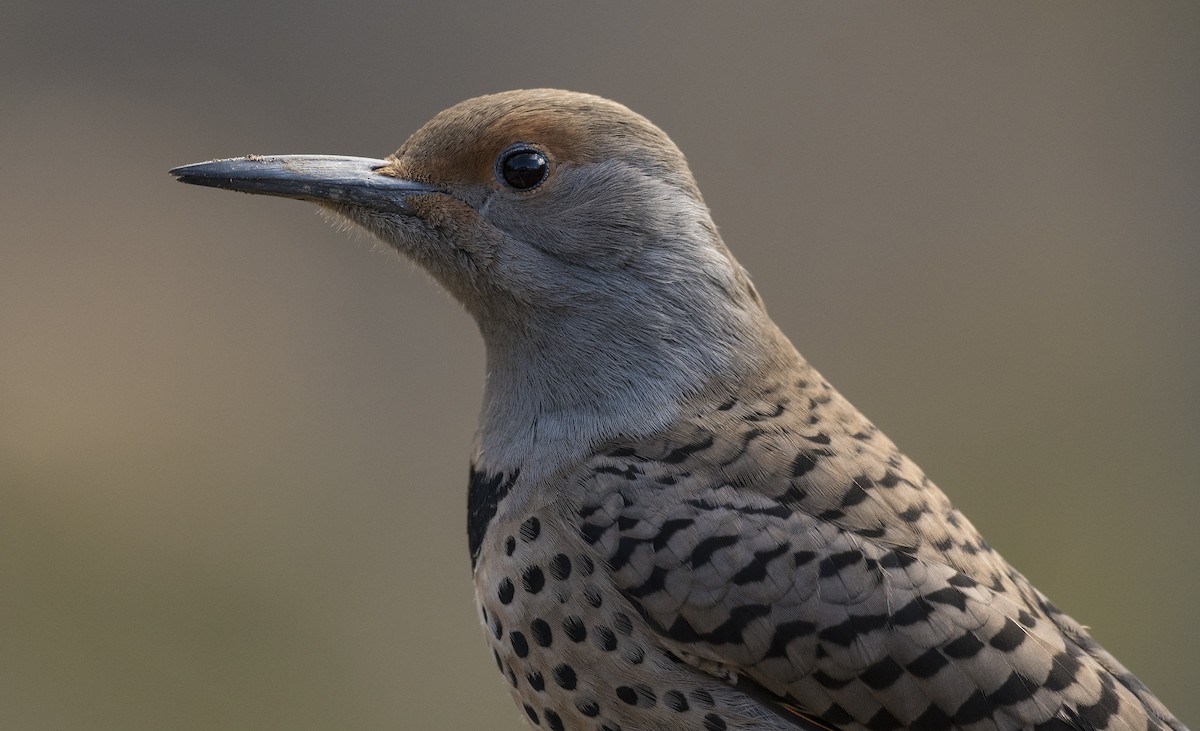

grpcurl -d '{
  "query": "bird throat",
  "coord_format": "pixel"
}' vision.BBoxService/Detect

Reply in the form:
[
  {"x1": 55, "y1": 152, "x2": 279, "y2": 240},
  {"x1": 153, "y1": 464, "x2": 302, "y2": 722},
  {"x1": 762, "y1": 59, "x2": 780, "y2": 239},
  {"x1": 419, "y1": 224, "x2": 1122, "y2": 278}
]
[{"x1": 471, "y1": 294, "x2": 791, "y2": 482}]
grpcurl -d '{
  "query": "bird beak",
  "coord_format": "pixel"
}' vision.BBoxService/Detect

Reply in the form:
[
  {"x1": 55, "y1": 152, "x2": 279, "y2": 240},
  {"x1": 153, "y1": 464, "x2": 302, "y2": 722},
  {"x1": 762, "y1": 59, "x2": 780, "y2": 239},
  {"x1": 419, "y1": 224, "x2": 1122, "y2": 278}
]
[{"x1": 169, "y1": 155, "x2": 440, "y2": 213}]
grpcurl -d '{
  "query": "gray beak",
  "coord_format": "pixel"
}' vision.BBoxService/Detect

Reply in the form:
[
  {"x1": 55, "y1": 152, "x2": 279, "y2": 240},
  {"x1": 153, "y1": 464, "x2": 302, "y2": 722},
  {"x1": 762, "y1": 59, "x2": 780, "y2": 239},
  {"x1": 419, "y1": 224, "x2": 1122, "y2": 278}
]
[{"x1": 169, "y1": 155, "x2": 440, "y2": 213}]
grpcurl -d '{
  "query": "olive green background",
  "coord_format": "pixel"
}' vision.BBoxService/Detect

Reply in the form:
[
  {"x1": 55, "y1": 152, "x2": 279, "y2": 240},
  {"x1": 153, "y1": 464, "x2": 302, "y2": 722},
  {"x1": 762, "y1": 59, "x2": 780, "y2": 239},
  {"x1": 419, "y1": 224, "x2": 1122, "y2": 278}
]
[{"x1": 2, "y1": 3, "x2": 1197, "y2": 729}]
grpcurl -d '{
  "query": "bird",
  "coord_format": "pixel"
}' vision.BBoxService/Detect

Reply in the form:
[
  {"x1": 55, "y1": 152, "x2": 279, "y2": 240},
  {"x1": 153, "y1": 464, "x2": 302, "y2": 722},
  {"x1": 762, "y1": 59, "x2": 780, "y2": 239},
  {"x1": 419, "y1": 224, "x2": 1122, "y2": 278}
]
[{"x1": 171, "y1": 89, "x2": 1186, "y2": 731}]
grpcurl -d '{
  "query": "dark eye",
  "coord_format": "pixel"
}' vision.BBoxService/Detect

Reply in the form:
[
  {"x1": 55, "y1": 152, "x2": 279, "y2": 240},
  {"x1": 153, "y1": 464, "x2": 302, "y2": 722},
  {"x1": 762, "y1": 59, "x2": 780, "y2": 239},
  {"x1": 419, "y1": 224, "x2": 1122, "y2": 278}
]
[{"x1": 497, "y1": 147, "x2": 549, "y2": 190}]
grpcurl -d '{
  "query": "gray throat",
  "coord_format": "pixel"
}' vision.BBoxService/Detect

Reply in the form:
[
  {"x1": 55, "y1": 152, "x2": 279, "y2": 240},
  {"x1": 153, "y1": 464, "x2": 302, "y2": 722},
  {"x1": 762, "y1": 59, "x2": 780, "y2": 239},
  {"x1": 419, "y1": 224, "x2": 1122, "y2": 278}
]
[{"x1": 472, "y1": 284, "x2": 789, "y2": 480}]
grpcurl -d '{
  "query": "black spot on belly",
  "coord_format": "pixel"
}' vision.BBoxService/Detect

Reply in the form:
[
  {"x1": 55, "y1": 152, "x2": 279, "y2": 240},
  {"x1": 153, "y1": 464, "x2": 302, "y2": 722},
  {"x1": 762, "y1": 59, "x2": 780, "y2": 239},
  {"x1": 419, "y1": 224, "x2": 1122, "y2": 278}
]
[
  {"x1": 663, "y1": 690, "x2": 689, "y2": 712},
  {"x1": 510, "y1": 631, "x2": 529, "y2": 658},
  {"x1": 497, "y1": 578, "x2": 515, "y2": 605},
  {"x1": 553, "y1": 664, "x2": 577, "y2": 690},
  {"x1": 523, "y1": 704, "x2": 539, "y2": 725},
  {"x1": 520, "y1": 516, "x2": 541, "y2": 542},
  {"x1": 563, "y1": 616, "x2": 587, "y2": 642},
  {"x1": 523, "y1": 565, "x2": 546, "y2": 594},
  {"x1": 583, "y1": 586, "x2": 603, "y2": 607},
  {"x1": 576, "y1": 699, "x2": 600, "y2": 717},
  {"x1": 548, "y1": 553, "x2": 572, "y2": 579},
  {"x1": 593, "y1": 625, "x2": 617, "y2": 651},
  {"x1": 531, "y1": 618, "x2": 553, "y2": 647}
]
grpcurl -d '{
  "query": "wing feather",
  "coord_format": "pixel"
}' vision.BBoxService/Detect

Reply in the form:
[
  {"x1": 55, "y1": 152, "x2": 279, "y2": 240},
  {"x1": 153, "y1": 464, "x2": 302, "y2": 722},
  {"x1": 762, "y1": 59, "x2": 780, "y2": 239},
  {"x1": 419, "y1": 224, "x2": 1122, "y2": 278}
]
[{"x1": 569, "y1": 376, "x2": 1174, "y2": 731}]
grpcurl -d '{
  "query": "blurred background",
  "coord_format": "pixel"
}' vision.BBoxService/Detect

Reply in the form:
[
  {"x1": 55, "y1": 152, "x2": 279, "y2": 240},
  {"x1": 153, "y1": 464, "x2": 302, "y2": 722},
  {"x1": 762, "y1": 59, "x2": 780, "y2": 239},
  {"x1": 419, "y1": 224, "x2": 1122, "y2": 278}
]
[{"x1": 2, "y1": 3, "x2": 1197, "y2": 729}]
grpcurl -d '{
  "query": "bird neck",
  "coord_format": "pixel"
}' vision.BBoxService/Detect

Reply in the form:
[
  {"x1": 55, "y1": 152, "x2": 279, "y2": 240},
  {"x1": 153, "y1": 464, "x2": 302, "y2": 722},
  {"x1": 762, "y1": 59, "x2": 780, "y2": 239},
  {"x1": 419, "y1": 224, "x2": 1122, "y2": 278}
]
[{"x1": 471, "y1": 274, "x2": 796, "y2": 479}]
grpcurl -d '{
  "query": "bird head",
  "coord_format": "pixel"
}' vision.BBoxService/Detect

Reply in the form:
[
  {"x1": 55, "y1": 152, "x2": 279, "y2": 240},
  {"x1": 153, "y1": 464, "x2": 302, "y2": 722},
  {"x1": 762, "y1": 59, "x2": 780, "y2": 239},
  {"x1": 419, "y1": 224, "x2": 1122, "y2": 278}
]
[{"x1": 172, "y1": 90, "x2": 792, "y2": 467}]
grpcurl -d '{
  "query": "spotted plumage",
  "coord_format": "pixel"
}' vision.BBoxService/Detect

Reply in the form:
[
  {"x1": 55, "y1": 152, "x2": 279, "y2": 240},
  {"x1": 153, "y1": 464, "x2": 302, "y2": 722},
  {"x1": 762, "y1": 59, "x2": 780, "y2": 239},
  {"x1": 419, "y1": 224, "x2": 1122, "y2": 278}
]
[
  {"x1": 473, "y1": 356, "x2": 1182, "y2": 731},
  {"x1": 171, "y1": 89, "x2": 1187, "y2": 731}
]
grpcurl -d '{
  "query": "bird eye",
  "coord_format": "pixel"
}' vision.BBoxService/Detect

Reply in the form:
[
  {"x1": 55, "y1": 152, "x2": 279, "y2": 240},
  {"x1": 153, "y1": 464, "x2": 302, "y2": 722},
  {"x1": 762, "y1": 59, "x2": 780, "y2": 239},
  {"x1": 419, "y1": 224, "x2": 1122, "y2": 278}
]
[{"x1": 497, "y1": 147, "x2": 550, "y2": 190}]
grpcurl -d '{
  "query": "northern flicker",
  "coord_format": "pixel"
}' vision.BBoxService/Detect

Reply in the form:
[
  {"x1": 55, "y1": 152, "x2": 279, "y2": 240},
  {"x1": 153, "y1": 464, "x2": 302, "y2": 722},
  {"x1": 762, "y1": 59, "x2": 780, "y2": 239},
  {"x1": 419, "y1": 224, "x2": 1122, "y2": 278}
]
[{"x1": 171, "y1": 90, "x2": 1186, "y2": 731}]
